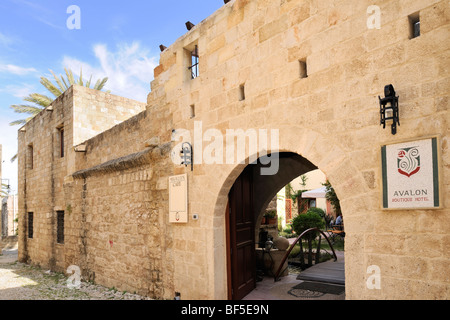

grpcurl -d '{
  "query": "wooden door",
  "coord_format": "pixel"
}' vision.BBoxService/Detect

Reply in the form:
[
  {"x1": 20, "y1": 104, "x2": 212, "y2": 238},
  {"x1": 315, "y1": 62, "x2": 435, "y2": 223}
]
[{"x1": 228, "y1": 167, "x2": 255, "y2": 300}]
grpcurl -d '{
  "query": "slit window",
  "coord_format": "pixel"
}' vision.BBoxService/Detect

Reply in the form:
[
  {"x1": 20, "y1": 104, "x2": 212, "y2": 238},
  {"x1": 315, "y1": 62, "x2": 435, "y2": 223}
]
[
  {"x1": 239, "y1": 84, "x2": 246, "y2": 101},
  {"x1": 299, "y1": 59, "x2": 308, "y2": 79},
  {"x1": 27, "y1": 144, "x2": 34, "y2": 169},
  {"x1": 28, "y1": 212, "x2": 34, "y2": 239},
  {"x1": 57, "y1": 211, "x2": 64, "y2": 244},
  {"x1": 409, "y1": 12, "x2": 420, "y2": 39},
  {"x1": 190, "y1": 104, "x2": 196, "y2": 118},
  {"x1": 58, "y1": 126, "x2": 65, "y2": 158},
  {"x1": 189, "y1": 45, "x2": 199, "y2": 79}
]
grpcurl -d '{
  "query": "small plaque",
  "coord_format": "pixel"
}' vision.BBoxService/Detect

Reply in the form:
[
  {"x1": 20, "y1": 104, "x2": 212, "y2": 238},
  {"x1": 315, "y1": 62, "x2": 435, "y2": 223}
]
[
  {"x1": 381, "y1": 137, "x2": 440, "y2": 209},
  {"x1": 169, "y1": 174, "x2": 188, "y2": 223}
]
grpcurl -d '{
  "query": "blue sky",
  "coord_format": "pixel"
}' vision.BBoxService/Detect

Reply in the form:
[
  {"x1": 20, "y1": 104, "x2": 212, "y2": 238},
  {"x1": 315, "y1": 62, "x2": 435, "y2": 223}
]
[{"x1": 0, "y1": 0, "x2": 224, "y2": 194}]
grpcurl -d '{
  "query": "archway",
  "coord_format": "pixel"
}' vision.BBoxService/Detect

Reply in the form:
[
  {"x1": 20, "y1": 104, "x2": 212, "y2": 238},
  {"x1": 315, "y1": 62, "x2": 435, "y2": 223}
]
[{"x1": 225, "y1": 152, "x2": 344, "y2": 300}]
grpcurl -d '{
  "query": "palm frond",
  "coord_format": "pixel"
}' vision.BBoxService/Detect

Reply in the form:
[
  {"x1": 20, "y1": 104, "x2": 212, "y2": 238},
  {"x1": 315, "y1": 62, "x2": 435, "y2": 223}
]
[
  {"x1": 10, "y1": 104, "x2": 44, "y2": 114},
  {"x1": 77, "y1": 67, "x2": 84, "y2": 86},
  {"x1": 23, "y1": 93, "x2": 53, "y2": 108},
  {"x1": 61, "y1": 75, "x2": 69, "y2": 90},
  {"x1": 9, "y1": 119, "x2": 27, "y2": 126},
  {"x1": 94, "y1": 77, "x2": 108, "y2": 91},
  {"x1": 65, "y1": 68, "x2": 75, "y2": 86},
  {"x1": 86, "y1": 75, "x2": 92, "y2": 88},
  {"x1": 40, "y1": 77, "x2": 62, "y2": 97},
  {"x1": 50, "y1": 69, "x2": 67, "y2": 93},
  {"x1": 9, "y1": 154, "x2": 18, "y2": 163}
]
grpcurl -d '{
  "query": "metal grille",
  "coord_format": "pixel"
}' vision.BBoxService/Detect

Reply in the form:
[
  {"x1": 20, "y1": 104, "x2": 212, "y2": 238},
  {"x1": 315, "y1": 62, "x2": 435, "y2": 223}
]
[
  {"x1": 28, "y1": 212, "x2": 33, "y2": 239},
  {"x1": 188, "y1": 45, "x2": 199, "y2": 79},
  {"x1": 57, "y1": 211, "x2": 64, "y2": 244}
]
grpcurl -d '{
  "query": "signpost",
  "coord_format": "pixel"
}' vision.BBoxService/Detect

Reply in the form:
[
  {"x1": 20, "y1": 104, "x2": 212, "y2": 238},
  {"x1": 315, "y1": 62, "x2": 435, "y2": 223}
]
[{"x1": 381, "y1": 137, "x2": 440, "y2": 209}]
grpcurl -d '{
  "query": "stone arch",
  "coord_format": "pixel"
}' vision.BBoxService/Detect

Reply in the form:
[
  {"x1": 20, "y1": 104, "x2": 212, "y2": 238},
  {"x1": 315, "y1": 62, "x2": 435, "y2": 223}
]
[{"x1": 210, "y1": 126, "x2": 369, "y2": 299}]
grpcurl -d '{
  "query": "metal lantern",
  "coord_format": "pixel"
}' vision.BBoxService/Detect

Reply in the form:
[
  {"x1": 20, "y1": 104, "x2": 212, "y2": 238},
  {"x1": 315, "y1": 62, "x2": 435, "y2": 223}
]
[
  {"x1": 180, "y1": 142, "x2": 193, "y2": 171},
  {"x1": 379, "y1": 84, "x2": 400, "y2": 135}
]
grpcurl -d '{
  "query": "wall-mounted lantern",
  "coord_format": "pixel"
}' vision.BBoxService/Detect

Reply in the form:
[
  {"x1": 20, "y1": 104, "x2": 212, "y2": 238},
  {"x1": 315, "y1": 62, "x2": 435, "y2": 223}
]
[
  {"x1": 180, "y1": 142, "x2": 193, "y2": 171},
  {"x1": 379, "y1": 84, "x2": 400, "y2": 135}
]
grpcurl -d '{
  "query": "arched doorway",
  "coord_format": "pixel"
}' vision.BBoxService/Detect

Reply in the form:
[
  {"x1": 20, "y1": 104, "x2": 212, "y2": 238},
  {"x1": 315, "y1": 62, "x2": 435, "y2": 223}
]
[{"x1": 226, "y1": 152, "x2": 342, "y2": 300}]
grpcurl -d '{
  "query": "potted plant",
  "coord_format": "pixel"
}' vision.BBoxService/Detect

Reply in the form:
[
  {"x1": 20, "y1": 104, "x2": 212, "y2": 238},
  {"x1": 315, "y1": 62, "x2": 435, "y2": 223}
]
[
  {"x1": 265, "y1": 210, "x2": 278, "y2": 225},
  {"x1": 261, "y1": 216, "x2": 267, "y2": 225}
]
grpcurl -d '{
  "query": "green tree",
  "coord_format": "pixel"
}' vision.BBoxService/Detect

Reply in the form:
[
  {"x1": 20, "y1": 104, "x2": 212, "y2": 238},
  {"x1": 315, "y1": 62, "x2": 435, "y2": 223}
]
[
  {"x1": 9, "y1": 68, "x2": 108, "y2": 126},
  {"x1": 291, "y1": 210, "x2": 325, "y2": 267},
  {"x1": 291, "y1": 210, "x2": 325, "y2": 236},
  {"x1": 323, "y1": 180, "x2": 341, "y2": 215}
]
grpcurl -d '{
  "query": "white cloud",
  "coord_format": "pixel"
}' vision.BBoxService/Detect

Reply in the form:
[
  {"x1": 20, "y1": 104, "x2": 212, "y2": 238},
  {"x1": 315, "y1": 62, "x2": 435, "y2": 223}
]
[
  {"x1": 0, "y1": 63, "x2": 37, "y2": 76},
  {"x1": 62, "y1": 42, "x2": 158, "y2": 102},
  {"x1": 0, "y1": 32, "x2": 13, "y2": 47},
  {"x1": 0, "y1": 83, "x2": 36, "y2": 98}
]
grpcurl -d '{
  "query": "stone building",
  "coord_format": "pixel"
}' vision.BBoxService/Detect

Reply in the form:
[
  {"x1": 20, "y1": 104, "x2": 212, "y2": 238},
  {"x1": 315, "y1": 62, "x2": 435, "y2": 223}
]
[{"x1": 18, "y1": 0, "x2": 449, "y2": 300}]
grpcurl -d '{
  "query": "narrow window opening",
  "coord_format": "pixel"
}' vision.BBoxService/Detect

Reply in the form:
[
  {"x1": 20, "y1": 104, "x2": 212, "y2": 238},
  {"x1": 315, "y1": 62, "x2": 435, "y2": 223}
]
[
  {"x1": 28, "y1": 212, "x2": 34, "y2": 239},
  {"x1": 190, "y1": 104, "x2": 196, "y2": 118},
  {"x1": 27, "y1": 144, "x2": 34, "y2": 169},
  {"x1": 299, "y1": 59, "x2": 308, "y2": 79},
  {"x1": 239, "y1": 84, "x2": 246, "y2": 101},
  {"x1": 57, "y1": 211, "x2": 64, "y2": 244},
  {"x1": 59, "y1": 127, "x2": 64, "y2": 158},
  {"x1": 189, "y1": 45, "x2": 199, "y2": 79},
  {"x1": 409, "y1": 12, "x2": 420, "y2": 39}
]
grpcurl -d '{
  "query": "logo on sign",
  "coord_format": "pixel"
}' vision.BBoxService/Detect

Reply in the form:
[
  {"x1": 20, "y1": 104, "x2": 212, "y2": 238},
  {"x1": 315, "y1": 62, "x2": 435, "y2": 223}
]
[{"x1": 397, "y1": 147, "x2": 420, "y2": 178}]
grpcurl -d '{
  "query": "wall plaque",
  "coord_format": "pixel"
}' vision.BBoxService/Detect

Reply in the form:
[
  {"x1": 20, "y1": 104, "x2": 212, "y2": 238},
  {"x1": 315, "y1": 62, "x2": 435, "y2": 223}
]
[
  {"x1": 381, "y1": 137, "x2": 440, "y2": 209},
  {"x1": 169, "y1": 174, "x2": 188, "y2": 223}
]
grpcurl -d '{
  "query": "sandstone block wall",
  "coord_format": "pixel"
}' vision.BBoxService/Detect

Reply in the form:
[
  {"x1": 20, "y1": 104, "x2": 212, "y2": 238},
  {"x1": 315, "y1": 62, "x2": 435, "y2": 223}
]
[
  {"x1": 148, "y1": 0, "x2": 449, "y2": 299},
  {"x1": 18, "y1": 0, "x2": 449, "y2": 300},
  {"x1": 18, "y1": 86, "x2": 149, "y2": 274}
]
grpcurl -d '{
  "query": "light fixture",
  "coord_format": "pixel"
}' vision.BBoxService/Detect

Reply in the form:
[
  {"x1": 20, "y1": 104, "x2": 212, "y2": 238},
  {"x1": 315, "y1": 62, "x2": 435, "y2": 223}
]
[
  {"x1": 379, "y1": 84, "x2": 400, "y2": 135},
  {"x1": 159, "y1": 45, "x2": 167, "y2": 52},
  {"x1": 180, "y1": 142, "x2": 193, "y2": 171}
]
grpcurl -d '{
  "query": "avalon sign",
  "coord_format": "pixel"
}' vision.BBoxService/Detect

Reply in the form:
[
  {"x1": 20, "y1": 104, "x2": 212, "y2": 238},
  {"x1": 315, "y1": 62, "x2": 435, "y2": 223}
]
[{"x1": 381, "y1": 138, "x2": 440, "y2": 209}]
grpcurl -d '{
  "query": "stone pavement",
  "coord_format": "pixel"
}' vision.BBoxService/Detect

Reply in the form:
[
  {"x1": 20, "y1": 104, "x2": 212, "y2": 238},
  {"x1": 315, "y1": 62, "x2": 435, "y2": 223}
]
[{"x1": 0, "y1": 248, "x2": 151, "y2": 300}]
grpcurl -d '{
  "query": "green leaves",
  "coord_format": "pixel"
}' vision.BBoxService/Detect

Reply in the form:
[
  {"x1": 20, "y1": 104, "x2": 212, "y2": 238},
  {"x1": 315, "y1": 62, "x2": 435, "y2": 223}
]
[{"x1": 291, "y1": 210, "x2": 325, "y2": 236}]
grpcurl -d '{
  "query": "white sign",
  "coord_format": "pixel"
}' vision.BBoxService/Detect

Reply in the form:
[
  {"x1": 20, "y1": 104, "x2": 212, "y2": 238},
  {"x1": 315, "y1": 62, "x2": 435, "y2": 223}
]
[
  {"x1": 169, "y1": 174, "x2": 188, "y2": 223},
  {"x1": 381, "y1": 138, "x2": 440, "y2": 209}
]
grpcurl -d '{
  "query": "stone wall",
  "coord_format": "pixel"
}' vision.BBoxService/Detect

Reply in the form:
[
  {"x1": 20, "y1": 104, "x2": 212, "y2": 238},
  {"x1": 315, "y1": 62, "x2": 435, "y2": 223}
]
[
  {"x1": 17, "y1": 0, "x2": 449, "y2": 300},
  {"x1": 148, "y1": 0, "x2": 449, "y2": 299}
]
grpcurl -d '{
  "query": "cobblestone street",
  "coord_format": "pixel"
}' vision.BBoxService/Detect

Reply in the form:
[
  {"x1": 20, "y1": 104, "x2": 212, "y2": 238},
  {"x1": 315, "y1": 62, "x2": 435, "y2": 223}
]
[{"x1": 0, "y1": 248, "x2": 151, "y2": 300}]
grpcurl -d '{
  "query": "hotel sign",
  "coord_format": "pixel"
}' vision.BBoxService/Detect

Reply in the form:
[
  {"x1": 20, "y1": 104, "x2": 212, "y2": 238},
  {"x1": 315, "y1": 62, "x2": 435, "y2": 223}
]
[{"x1": 381, "y1": 138, "x2": 440, "y2": 209}]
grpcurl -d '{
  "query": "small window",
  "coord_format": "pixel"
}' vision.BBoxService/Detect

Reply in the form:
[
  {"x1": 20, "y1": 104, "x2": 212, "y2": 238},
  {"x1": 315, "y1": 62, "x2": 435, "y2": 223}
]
[
  {"x1": 190, "y1": 104, "x2": 196, "y2": 118},
  {"x1": 28, "y1": 212, "x2": 34, "y2": 239},
  {"x1": 57, "y1": 211, "x2": 64, "y2": 244},
  {"x1": 409, "y1": 12, "x2": 420, "y2": 39},
  {"x1": 239, "y1": 84, "x2": 246, "y2": 101},
  {"x1": 299, "y1": 59, "x2": 308, "y2": 79},
  {"x1": 189, "y1": 45, "x2": 199, "y2": 79},
  {"x1": 27, "y1": 144, "x2": 34, "y2": 169},
  {"x1": 58, "y1": 126, "x2": 65, "y2": 158}
]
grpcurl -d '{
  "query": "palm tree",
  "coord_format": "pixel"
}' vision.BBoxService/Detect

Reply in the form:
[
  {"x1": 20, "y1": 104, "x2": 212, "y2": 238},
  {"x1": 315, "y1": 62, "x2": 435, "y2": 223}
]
[
  {"x1": 9, "y1": 68, "x2": 108, "y2": 126},
  {"x1": 9, "y1": 68, "x2": 109, "y2": 161}
]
